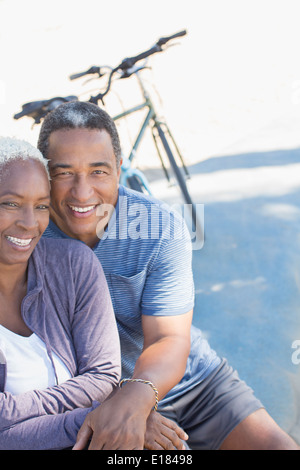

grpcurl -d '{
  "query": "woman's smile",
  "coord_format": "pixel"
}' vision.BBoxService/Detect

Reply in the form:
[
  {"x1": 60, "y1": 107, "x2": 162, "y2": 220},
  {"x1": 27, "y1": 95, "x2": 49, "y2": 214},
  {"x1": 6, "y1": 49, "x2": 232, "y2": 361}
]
[
  {"x1": 0, "y1": 159, "x2": 50, "y2": 266},
  {"x1": 5, "y1": 235, "x2": 34, "y2": 250}
]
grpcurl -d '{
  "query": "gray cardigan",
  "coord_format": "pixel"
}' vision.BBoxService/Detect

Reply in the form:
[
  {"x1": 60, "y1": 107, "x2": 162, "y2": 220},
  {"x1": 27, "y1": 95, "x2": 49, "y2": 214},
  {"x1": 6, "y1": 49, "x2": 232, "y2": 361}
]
[{"x1": 0, "y1": 238, "x2": 121, "y2": 450}]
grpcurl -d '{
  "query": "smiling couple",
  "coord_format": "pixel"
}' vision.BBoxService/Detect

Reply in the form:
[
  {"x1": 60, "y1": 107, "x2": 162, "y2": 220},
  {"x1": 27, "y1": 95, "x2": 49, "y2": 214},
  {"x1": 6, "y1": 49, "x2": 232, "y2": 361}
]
[{"x1": 0, "y1": 101, "x2": 297, "y2": 450}]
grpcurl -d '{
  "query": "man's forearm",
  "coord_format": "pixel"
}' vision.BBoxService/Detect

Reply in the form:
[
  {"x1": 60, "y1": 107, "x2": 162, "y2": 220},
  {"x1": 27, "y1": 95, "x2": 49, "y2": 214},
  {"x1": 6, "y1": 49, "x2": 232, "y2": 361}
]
[
  {"x1": 123, "y1": 335, "x2": 190, "y2": 415},
  {"x1": 73, "y1": 330, "x2": 191, "y2": 450}
]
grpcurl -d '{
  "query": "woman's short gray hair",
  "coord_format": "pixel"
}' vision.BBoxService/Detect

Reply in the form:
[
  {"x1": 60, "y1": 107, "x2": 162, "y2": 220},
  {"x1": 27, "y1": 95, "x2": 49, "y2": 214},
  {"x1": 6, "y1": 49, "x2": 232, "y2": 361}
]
[{"x1": 0, "y1": 137, "x2": 50, "y2": 179}]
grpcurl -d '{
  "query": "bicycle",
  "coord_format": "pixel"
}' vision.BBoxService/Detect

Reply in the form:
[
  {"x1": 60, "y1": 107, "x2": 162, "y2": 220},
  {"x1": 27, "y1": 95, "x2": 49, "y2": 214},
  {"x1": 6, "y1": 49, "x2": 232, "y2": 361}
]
[{"x1": 14, "y1": 30, "x2": 201, "y2": 231}]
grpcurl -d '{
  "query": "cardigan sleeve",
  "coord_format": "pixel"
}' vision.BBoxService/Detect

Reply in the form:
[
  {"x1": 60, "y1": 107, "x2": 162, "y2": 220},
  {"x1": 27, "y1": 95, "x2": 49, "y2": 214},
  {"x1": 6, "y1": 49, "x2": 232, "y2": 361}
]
[
  {"x1": 0, "y1": 242, "x2": 121, "y2": 433},
  {"x1": 0, "y1": 402, "x2": 99, "y2": 450}
]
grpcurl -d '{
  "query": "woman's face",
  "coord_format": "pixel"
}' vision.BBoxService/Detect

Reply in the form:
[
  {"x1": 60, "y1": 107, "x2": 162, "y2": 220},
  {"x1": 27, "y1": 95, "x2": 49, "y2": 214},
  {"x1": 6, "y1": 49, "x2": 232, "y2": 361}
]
[{"x1": 0, "y1": 159, "x2": 50, "y2": 267}]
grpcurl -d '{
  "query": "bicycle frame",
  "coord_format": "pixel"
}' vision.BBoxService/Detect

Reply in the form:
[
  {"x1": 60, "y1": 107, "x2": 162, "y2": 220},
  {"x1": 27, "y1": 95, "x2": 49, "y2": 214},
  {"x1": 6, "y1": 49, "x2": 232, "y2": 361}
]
[
  {"x1": 13, "y1": 29, "x2": 200, "y2": 230},
  {"x1": 113, "y1": 71, "x2": 190, "y2": 194}
]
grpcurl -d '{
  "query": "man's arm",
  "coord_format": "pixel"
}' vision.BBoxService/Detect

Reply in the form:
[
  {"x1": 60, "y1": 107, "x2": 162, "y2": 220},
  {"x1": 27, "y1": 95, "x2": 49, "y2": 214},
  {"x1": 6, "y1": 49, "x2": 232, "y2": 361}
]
[{"x1": 74, "y1": 310, "x2": 192, "y2": 450}]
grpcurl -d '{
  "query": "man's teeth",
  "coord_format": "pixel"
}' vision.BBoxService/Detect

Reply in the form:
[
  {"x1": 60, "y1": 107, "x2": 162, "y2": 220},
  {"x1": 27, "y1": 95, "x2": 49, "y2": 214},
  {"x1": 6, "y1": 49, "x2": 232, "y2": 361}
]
[
  {"x1": 69, "y1": 205, "x2": 95, "y2": 213},
  {"x1": 6, "y1": 236, "x2": 32, "y2": 246}
]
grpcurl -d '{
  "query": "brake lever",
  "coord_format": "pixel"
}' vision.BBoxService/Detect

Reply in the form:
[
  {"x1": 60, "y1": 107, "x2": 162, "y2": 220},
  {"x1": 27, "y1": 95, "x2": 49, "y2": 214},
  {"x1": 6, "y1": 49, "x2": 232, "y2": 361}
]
[
  {"x1": 82, "y1": 74, "x2": 106, "y2": 86},
  {"x1": 118, "y1": 65, "x2": 150, "y2": 79},
  {"x1": 162, "y1": 42, "x2": 180, "y2": 51}
]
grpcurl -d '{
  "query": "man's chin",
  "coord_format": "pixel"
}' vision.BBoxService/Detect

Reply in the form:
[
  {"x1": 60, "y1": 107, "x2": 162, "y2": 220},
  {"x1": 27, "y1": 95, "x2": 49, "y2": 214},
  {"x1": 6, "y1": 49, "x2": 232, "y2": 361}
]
[
  {"x1": 66, "y1": 223, "x2": 100, "y2": 246},
  {"x1": 50, "y1": 213, "x2": 99, "y2": 244}
]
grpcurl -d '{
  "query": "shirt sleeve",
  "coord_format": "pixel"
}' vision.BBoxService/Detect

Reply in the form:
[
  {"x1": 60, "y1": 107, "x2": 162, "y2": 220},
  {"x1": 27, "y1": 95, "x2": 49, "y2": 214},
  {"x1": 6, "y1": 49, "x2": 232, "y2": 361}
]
[{"x1": 141, "y1": 213, "x2": 195, "y2": 316}]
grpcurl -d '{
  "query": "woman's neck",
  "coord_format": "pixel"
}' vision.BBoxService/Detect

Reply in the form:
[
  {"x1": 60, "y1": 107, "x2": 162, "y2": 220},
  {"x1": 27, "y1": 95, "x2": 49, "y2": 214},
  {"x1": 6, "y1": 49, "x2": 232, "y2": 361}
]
[
  {"x1": 0, "y1": 262, "x2": 32, "y2": 336},
  {"x1": 0, "y1": 262, "x2": 28, "y2": 296}
]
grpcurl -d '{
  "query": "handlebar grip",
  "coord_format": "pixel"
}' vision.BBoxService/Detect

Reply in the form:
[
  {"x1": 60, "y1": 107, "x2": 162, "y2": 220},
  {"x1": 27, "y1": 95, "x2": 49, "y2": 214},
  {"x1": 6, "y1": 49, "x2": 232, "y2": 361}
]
[
  {"x1": 157, "y1": 29, "x2": 187, "y2": 46},
  {"x1": 118, "y1": 30, "x2": 187, "y2": 70},
  {"x1": 118, "y1": 45, "x2": 161, "y2": 70},
  {"x1": 69, "y1": 71, "x2": 88, "y2": 80},
  {"x1": 69, "y1": 66, "x2": 101, "y2": 80}
]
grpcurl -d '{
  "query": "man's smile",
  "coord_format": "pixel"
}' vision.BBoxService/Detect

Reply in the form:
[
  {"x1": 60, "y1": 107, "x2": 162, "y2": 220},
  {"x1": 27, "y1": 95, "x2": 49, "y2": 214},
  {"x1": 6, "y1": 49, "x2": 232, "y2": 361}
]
[{"x1": 67, "y1": 204, "x2": 98, "y2": 218}]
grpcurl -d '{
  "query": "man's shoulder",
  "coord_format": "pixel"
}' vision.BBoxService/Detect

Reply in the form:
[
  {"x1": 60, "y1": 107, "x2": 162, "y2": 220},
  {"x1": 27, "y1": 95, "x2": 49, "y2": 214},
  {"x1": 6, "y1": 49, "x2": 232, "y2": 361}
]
[
  {"x1": 118, "y1": 185, "x2": 185, "y2": 226},
  {"x1": 119, "y1": 185, "x2": 169, "y2": 209}
]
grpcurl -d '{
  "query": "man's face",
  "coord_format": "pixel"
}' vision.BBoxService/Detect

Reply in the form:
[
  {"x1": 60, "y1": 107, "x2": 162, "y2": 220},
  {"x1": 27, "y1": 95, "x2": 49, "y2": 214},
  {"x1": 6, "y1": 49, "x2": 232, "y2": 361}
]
[{"x1": 47, "y1": 128, "x2": 121, "y2": 247}]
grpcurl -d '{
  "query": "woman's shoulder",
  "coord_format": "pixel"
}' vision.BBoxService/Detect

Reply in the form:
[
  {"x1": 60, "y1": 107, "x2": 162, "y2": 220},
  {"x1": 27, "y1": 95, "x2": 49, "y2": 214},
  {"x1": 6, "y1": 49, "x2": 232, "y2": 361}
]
[
  {"x1": 35, "y1": 237, "x2": 95, "y2": 265},
  {"x1": 32, "y1": 238, "x2": 103, "y2": 291}
]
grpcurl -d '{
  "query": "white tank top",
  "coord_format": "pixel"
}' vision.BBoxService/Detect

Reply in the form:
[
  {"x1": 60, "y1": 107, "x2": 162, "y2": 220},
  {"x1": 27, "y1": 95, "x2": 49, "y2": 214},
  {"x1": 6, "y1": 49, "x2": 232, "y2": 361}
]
[{"x1": 0, "y1": 325, "x2": 72, "y2": 395}]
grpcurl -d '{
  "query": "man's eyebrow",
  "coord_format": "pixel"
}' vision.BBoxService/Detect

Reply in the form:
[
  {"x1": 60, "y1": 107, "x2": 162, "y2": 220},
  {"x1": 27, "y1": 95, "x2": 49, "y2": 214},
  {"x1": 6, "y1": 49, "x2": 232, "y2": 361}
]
[
  {"x1": 49, "y1": 162, "x2": 113, "y2": 170},
  {"x1": 49, "y1": 163, "x2": 72, "y2": 170},
  {"x1": 89, "y1": 161, "x2": 113, "y2": 169}
]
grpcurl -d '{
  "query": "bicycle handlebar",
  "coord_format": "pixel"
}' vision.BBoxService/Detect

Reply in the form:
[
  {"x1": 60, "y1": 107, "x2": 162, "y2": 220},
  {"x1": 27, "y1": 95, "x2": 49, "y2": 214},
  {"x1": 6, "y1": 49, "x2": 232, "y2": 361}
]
[
  {"x1": 69, "y1": 65, "x2": 103, "y2": 80},
  {"x1": 14, "y1": 31, "x2": 187, "y2": 122},
  {"x1": 119, "y1": 29, "x2": 187, "y2": 70},
  {"x1": 156, "y1": 29, "x2": 187, "y2": 46},
  {"x1": 77, "y1": 30, "x2": 187, "y2": 104}
]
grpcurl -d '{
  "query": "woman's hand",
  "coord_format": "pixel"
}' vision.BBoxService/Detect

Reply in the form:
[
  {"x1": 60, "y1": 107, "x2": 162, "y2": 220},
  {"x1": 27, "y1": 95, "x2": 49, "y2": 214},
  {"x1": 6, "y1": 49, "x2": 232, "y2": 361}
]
[{"x1": 144, "y1": 411, "x2": 189, "y2": 450}]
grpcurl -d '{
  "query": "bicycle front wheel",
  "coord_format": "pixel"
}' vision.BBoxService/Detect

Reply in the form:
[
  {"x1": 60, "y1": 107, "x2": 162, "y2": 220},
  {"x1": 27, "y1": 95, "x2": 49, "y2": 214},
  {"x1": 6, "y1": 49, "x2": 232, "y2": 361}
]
[
  {"x1": 155, "y1": 123, "x2": 198, "y2": 224},
  {"x1": 155, "y1": 124, "x2": 192, "y2": 205},
  {"x1": 126, "y1": 175, "x2": 145, "y2": 193}
]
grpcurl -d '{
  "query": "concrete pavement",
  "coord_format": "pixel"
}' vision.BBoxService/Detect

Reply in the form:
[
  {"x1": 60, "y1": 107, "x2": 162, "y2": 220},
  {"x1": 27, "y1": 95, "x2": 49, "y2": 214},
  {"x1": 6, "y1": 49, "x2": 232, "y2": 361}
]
[{"x1": 145, "y1": 105, "x2": 300, "y2": 443}]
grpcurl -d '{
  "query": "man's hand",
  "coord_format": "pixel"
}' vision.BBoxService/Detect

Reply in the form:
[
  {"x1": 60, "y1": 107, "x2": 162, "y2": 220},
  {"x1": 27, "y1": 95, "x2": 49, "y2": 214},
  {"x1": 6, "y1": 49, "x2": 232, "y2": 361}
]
[
  {"x1": 145, "y1": 411, "x2": 189, "y2": 450},
  {"x1": 73, "y1": 393, "x2": 189, "y2": 451},
  {"x1": 73, "y1": 311, "x2": 193, "y2": 451}
]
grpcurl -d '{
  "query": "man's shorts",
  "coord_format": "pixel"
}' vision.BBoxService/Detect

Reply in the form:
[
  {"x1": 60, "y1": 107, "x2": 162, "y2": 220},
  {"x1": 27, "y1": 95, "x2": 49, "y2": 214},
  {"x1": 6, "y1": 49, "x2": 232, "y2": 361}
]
[{"x1": 158, "y1": 358, "x2": 264, "y2": 450}]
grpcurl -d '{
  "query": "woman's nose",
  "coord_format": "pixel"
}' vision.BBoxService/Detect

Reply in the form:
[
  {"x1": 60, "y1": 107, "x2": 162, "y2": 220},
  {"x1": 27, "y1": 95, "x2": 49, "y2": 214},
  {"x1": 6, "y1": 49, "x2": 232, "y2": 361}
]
[{"x1": 16, "y1": 207, "x2": 38, "y2": 230}]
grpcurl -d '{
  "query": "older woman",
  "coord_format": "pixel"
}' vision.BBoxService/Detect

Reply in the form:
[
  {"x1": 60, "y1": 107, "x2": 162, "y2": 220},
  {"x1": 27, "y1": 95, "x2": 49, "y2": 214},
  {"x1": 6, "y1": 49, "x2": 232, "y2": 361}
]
[{"x1": 0, "y1": 137, "x2": 121, "y2": 450}]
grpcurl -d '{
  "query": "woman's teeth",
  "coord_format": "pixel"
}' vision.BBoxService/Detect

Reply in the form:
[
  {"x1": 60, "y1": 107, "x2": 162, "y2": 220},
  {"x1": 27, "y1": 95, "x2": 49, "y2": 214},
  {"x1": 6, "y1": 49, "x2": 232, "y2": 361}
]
[{"x1": 6, "y1": 236, "x2": 32, "y2": 246}]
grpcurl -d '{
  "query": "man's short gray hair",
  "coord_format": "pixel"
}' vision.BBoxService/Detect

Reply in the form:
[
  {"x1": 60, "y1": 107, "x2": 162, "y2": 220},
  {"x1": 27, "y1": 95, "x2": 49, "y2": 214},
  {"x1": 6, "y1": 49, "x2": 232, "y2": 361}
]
[
  {"x1": 0, "y1": 137, "x2": 50, "y2": 178},
  {"x1": 37, "y1": 101, "x2": 122, "y2": 168}
]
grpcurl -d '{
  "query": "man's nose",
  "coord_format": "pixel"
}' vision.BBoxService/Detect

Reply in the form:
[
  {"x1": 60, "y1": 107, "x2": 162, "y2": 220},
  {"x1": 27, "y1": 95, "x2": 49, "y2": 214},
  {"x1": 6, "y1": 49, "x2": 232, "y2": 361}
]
[{"x1": 71, "y1": 175, "x2": 94, "y2": 201}]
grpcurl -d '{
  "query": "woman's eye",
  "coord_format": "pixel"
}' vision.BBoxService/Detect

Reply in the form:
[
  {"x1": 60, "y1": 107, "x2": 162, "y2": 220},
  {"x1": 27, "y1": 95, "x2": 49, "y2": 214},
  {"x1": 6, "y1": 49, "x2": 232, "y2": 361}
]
[{"x1": 37, "y1": 205, "x2": 50, "y2": 210}]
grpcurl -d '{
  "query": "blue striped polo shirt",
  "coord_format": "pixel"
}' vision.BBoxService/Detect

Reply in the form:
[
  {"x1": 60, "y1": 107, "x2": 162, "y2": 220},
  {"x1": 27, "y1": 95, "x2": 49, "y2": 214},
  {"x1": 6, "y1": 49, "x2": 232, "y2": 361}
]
[{"x1": 43, "y1": 185, "x2": 220, "y2": 404}]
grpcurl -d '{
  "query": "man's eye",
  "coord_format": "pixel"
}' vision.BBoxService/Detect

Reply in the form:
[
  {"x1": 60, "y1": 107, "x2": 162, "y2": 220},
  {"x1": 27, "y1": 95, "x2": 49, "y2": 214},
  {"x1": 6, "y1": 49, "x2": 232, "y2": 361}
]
[
  {"x1": 52, "y1": 171, "x2": 72, "y2": 177},
  {"x1": 1, "y1": 202, "x2": 18, "y2": 207},
  {"x1": 37, "y1": 205, "x2": 50, "y2": 210},
  {"x1": 93, "y1": 170, "x2": 105, "y2": 175}
]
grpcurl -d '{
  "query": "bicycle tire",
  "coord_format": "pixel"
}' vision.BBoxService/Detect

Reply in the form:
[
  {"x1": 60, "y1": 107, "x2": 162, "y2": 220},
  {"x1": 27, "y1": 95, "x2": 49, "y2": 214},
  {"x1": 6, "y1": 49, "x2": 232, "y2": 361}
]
[
  {"x1": 126, "y1": 175, "x2": 145, "y2": 193},
  {"x1": 155, "y1": 123, "x2": 201, "y2": 232},
  {"x1": 155, "y1": 124, "x2": 192, "y2": 200}
]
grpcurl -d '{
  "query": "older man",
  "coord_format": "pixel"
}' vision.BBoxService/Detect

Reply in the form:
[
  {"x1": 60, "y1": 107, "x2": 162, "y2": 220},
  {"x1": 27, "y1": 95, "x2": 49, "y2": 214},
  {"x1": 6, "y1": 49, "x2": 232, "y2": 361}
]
[{"x1": 39, "y1": 100, "x2": 298, "y2": 450}]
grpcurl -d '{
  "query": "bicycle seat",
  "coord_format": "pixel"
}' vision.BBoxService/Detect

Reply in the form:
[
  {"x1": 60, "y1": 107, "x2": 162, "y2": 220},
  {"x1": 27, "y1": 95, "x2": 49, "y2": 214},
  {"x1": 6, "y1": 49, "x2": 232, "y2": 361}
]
[
  {"x1": 14, "y1": 100, "x2": 49, "y2": 119},
  {"x1": 14, "y1": 95, "x2": 78, "y2": 123}
]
